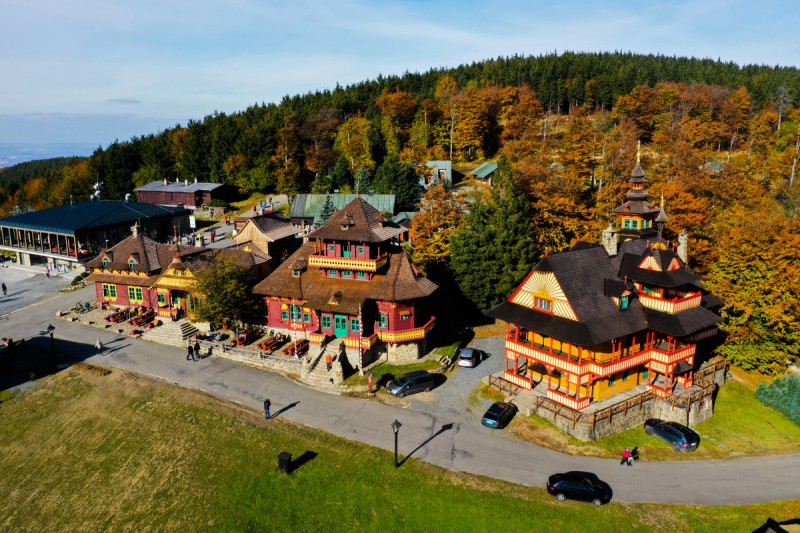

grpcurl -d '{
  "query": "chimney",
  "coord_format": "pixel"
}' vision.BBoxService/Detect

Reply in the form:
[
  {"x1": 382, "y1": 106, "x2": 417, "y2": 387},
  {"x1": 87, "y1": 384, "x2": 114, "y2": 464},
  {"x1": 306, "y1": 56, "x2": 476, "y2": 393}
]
[
  {"x1": 163, "y1": 179, "x2": 167, "y2": 185},
  {"x1": 175, "y1": 177, "x2": 179, "y2": 183},
  {"x1": 185, "y1": 179, "x2": 188, "y2": 186},
  {"x1": 131, "y1": 223, "x2": 139, "y2": 238},
  {"x1": 677, "y1": 231, "x2": 689, "y2": 264},
  {"x1": 601, "y1": 223, "x2": 617, "y2": 256},
  {"x1": 194, "y1": 177, "x2": 198, "y2": 183}
]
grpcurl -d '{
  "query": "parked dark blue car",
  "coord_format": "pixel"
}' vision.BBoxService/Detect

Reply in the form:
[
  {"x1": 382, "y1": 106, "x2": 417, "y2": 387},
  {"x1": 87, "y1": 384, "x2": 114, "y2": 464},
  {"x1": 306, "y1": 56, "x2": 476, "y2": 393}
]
[
  {"x1": 481, "y1": 402, "x2": 517, "y2": 429},
  {"x1": 644, "y1": 418, "x2": 700, "y2": 451}
]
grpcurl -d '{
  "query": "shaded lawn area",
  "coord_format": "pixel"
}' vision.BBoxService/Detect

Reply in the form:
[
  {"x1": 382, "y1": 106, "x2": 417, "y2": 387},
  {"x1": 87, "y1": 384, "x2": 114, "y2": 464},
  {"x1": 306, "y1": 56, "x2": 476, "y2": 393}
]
[
  {"x1": 344, "y1": 358, "x2": 442, "y2": 388},
  {"x1": 510, "y1": 379, "x2": 800, "y2": 461},
  {"x1": 1, "y1": 365, "x2": 799, "y2": 532}
]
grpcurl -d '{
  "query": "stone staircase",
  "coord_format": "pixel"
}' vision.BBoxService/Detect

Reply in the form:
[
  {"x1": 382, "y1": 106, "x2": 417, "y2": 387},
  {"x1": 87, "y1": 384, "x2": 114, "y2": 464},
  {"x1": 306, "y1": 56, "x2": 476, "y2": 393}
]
[
  {"x1": 301, "y1": 344, "x2": 343, "y2": 388},
  {"x1": 142, "y1": 319, "x2": 199, "y2": 347}
]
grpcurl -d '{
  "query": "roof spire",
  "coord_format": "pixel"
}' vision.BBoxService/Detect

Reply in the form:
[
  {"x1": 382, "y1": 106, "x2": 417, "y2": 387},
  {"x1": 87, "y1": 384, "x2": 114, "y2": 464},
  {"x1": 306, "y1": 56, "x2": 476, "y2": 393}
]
[{"x1": 636, "y1": 140, "x2": 641, "y2": 164}]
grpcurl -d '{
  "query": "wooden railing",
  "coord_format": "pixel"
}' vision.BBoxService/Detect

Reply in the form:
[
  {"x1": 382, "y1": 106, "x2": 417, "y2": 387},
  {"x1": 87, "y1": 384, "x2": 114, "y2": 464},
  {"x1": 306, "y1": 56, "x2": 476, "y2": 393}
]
[
  {"x1": 638, "y1": 292, "x2": 702, "y2": 314},
  {"x1": 377, "y1": 317, "x2": 435, "y2": 343},
  {"x1": 307, "y1": 253, "x2": 389, "y2": 272},
  {"x1": 488, "y1": 375, "x2": 523, "y2": 397}
]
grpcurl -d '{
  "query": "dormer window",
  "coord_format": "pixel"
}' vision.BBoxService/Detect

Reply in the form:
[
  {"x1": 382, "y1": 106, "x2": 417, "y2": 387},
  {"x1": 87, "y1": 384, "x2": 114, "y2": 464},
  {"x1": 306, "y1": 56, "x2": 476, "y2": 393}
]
[
  {"x1": 101, "y1": 257, "x2": 110, "y2": 268},
  {"x1": 620, "y1": 295, "x2": 630, "y2": 310},
  {"x1": 534, "y1": 296, "x2": 553, "y2": 313},
  {"x1": 292, "y1": 269, "x2": 301, "y2": 278},
  {"x1": 128, "y1": 259, "x2": 136, "y2": 269}
]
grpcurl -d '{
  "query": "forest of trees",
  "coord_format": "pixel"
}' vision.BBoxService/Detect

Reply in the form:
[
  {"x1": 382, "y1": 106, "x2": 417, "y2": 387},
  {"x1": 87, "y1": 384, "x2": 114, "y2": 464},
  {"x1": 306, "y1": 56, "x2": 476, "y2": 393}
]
[{"x1": 1, "y1": 51, "x2": 799, "y2": 374}]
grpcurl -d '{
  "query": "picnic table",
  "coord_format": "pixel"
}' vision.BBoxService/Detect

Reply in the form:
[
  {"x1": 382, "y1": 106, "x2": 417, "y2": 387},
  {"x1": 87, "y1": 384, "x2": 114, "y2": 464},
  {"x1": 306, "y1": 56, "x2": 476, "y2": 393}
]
[
  {"x1": 282, "y1": 339, "x2": 309, "y2": 357},
  {"x1": 106, "y1": 308, "x2": 132, "y2": 323},
  {"x1": 128, "y1": 310, "x2": 156, "y2": 326},
  {"x1": 235, "y1": 329, "x2": 259, "y2": 346},
  {"x1": 259, "y1": 335, "x2": 287, "y2": 355}
]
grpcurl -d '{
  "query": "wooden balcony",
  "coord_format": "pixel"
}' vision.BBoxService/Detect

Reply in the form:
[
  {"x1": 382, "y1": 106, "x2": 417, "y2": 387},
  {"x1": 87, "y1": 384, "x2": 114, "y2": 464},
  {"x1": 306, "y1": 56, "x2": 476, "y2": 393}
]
[
  {"x1": 505, "y1": 337, "x2": 694, "y2": 379},
  {"x1": 638, "y1": 292, "x2": 701, "y2": 314},
  {"x1": 307, "y1": 253, "x2": 389, "y2": 272},
  {"x1": 377, "y1": 317, "x2": 435, "y2": 343},
  {"x1": 546, "y1": 389, "x2": 591, "y2": 410}
]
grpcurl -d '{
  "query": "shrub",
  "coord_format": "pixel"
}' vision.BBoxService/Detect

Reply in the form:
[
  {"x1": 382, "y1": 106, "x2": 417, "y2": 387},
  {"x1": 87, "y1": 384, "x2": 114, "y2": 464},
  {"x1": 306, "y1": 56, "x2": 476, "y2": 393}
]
[
  {"x1": 755, "y1": 374, "x2": 800, "y2": 425},
  {"x1": 71, "y1": 272, "x2": 90, "y2": 286},
  {"x1": 206, "y1": 199, "x2": 230, "y2": 209}
]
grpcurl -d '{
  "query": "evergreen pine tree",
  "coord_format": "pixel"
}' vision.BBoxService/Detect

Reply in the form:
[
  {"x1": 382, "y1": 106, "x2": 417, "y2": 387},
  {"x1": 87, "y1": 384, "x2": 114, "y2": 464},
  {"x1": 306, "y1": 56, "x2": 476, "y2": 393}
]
[
  {"x1": 319, "y1": 193, "x2": 335, "y2": 225},
  {"x1": 449, "y1": 164, "x2": 539, "y2": 310},
  {"x1": 354, "y1": 166, "x2": 371, "y2": 194}
]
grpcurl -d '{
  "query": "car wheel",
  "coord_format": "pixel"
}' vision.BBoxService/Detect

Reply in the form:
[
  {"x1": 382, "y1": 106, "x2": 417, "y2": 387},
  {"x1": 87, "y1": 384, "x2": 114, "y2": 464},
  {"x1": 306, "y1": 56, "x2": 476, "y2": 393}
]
[
  {"x1": 645, "y1": 426, "x2": 654, "y2": 436},
  {"x1": 424, "y1": 386, "x2": 431, "y2": 392},
  {"x1": 671, "y1": 441, "x2": 681, "y2": 452},
  {"x1": 556, "y1": 493, "x2": 566, "y2": 502},
  {"x1": 397, "y1": 391, "x2": 405, "y2": 398},
  {"x1": 592, "y1": 499, "x2": 602, "y2": 507}
]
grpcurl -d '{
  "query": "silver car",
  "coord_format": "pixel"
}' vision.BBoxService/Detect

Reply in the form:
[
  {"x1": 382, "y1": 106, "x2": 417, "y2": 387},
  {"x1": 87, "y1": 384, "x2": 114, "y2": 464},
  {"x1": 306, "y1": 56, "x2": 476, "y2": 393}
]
[{"x1": 457, "y1": 347, "x2": 486, "y2": 368}]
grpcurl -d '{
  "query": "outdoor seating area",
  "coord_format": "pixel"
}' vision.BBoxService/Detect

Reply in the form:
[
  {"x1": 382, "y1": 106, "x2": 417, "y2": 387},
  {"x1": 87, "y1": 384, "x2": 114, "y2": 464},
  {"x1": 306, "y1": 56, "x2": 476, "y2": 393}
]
[
  {"x1": 282, "y1": 339, "x2": 309, "y2": 357},
  {"x1": 257, "y1": 333, "x2": 288, "y2": 355},
  {"x1": 128, "y1": 309, "x2": 156, "y2": 327},
  {"x1": 235, "y1": 329, "x2": 259, "y2": 346},
  {"x1": 105, "y1": 308, "x2": 133, "y2": 323}
]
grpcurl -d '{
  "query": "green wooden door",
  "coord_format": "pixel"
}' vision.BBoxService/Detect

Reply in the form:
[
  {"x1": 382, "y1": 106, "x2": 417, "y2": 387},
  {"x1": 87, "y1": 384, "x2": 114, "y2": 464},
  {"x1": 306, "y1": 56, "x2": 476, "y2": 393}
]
[{"x1": 334, "y1": 315, "x2": 348, "y2": 337}]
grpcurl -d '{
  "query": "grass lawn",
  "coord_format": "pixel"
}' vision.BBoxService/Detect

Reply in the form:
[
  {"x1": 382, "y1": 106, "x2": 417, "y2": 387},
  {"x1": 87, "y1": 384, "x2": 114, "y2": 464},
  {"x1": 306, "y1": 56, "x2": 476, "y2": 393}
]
[
  {"x1": 344, "y1": 358, "x2": 442, "y2": 388},
  {"x1": 1, "y1": 365, "x2": 799, "y2": 532},
  {"x1": 509, "y1": 379, "x2": 800, "y2": 461}
]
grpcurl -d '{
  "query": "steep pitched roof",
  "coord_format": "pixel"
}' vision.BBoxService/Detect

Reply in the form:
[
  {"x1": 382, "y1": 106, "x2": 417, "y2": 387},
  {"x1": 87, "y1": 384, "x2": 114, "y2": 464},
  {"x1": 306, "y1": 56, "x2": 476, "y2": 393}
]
[
  {"x1": 486, "y1": 237, "x2": 721, "y2": 346},
  {"x1": 252, "y1": 243, "x2": 437, "y2": 314},
  {"x1": 305, "y1": 196, "x2": 405, "y2": 243},
  {"x1": 85, "y1": 234, "x2": 169, "y2": 274}
]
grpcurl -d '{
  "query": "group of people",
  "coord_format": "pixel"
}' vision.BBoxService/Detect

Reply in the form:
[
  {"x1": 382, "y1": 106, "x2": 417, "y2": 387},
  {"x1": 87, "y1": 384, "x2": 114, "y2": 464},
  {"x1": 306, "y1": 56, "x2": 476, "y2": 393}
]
[{"x1": 187, "y1": 340, "x2": 210, "y2": 361}]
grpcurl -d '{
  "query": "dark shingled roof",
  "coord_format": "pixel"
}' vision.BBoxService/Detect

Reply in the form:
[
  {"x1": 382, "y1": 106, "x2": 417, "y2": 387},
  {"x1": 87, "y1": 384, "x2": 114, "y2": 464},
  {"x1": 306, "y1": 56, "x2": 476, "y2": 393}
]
[
  {"x1": 0, "y1": 200, "x2": 189, "y2": 234},
  {"x1": 305, "y1": 196, "x2": 405, "y2": 243},
  {"x1": 252, "y1": 242, "x2": 437, "y2": 314},
  {"x1": 485, "y1": 236, "x2": 722, "y2": 346},
  {"x1": 85, "y1": 234, "x2": 184, "y2": 274},
  {"x1": 246, "y1": 213, "x2": 298, "y2": 241}
]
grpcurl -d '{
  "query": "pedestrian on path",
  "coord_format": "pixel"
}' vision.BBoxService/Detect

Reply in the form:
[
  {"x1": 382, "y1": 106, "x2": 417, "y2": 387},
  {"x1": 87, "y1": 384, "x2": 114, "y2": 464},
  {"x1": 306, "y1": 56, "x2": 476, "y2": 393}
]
[
  {"x1": 210, "y1": 230, "x2": 215, "y2": 243},
  {"x1": 194, "y1": 340, "x2": 201, "y2": 360},
  {"x1": 264, "y1": 398, "x2": 271, "y2": 420},
  {"x1": 367, "y1": 371, "x2": 374, "y2": 395},
  {"x1": 95, "y1": 338, "x2": 104, "y2": 355},
  {"x1": 45, "y1": 266, "x2": 50, "y2": 278},
  {"x1": 325, "y1": 353, "x2": 333, "y2": 371},
  {"x1": 1, "y1": 282, "x2": 6, "y2": 296},
  {"x1": 187, "y1": 345, "x2": 195, "y2": 361},
  {"x1": 621, "y1": 447, "x2": 633, "y2": 467},
  {"x1": 224, "y1": 215, "x2": 230, "y2": 226}
]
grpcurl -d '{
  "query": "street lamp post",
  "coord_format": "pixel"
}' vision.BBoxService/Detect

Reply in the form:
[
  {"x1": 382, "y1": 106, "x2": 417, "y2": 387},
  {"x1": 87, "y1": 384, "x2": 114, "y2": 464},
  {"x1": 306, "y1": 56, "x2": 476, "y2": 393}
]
[{"x1": 391, "y1": 419, "x2": 402, "y2": 468}]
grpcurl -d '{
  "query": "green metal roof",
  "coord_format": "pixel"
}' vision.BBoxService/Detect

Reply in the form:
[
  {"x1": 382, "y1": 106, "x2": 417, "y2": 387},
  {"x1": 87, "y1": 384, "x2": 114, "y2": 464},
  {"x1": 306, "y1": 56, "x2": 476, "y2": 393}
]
[
  {"x1": 0, "y1": 200, "x2": 190, "y2": 234},
  {"x1": 470, "y1": 161, "x2": 498, "y2": 179},
  {"x1": 289, "y1": 194, "x2": 396, "y2": 224}
]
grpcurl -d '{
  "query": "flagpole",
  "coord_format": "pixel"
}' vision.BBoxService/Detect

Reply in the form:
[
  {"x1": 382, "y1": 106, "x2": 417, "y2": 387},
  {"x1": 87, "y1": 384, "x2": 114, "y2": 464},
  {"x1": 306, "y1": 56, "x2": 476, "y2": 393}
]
[{"x1": 358, "y1": 303, "x2": 364, "y2": 375}]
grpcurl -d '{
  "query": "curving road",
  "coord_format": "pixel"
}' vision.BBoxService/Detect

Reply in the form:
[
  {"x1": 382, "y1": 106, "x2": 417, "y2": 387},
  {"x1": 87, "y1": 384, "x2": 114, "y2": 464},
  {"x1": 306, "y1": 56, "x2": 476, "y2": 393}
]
[{"x1": 2, "y1": 281, "x2": 799, "y2": 505}]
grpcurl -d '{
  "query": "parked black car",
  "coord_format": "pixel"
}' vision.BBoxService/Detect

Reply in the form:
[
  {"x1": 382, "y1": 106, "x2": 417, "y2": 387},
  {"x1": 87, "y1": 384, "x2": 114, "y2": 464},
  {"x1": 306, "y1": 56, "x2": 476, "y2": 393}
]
[
  {"x1": 481, "y1": 402, "x2": 517, "y2": 429},
  {"x1": 644, "y1": 418, "x2": 700, "y2": 451},
  {"x1": 386, "y1": 370, "x2": 435, "y2": 398},
  {"x1": 546, "y1": 473, "x2": 612, "y2": 506}
]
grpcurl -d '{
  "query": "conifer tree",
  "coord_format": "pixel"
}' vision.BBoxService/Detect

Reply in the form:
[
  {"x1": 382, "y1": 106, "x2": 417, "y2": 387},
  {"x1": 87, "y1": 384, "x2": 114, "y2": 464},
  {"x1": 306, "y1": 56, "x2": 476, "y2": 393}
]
[
  {"x1": 318, "y1": 194, "x2": 335, "y2": 225},
  {"x1": 449, "y1": 161, "x2": 539, "y2": 310},
  {"x1": 354, "y1": 166, "x2": 371, "y2": 194}
]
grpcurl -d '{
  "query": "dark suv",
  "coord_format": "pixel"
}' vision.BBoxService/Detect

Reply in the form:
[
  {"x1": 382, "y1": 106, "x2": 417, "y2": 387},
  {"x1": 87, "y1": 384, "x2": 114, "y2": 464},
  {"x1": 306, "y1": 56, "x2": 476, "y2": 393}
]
[
  {"x1": 546, "y1": 473, "x2": 612, "y2": 506},
  {"x1": 386, "y1": 371, "x2": 435, "y2": 398},
  {"x1": 644, "y1": 418, "x2": 700, "y2": 451}
]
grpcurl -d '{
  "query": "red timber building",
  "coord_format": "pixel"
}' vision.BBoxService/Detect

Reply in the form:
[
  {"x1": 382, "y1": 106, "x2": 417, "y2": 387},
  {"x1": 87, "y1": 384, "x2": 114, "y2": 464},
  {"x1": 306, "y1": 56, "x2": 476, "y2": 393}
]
[
  {"x1": 252, "y1": 197, "x2": 437, "y2": 370},
  {"x1": 85, "y1": 225, "x2": 269, "y2": 319},
  {"x1": 485, "y1": 160, "x2": 722, "y2": 411}
]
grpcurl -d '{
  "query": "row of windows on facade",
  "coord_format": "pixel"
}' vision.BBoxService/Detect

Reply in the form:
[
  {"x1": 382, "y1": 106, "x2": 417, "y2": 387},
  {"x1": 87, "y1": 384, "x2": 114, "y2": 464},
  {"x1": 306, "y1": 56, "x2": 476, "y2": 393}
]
[
  {"x1": 279, "y1": 305, "x2": 409, "y2": 330},
  {"x1": 101, "y1": 284, "x2": 198, "y2": 309},
  {"x1": 622, "y1": 218, "x2": 652, "y2": 230}
]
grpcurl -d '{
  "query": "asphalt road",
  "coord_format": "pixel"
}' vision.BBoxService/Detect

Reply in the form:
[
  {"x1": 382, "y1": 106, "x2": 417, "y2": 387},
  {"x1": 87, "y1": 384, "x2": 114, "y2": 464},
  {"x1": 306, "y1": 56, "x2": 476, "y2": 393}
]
[{"x1": 2, "y1": 283, "x2": 799, "y2": 506}]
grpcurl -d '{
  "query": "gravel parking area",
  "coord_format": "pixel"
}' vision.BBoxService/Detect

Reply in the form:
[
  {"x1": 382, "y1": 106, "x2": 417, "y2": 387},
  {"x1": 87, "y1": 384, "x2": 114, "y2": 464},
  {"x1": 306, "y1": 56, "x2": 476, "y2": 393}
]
[{"x1": 408, "y1": 335, "x2": 506, "y2": 430}]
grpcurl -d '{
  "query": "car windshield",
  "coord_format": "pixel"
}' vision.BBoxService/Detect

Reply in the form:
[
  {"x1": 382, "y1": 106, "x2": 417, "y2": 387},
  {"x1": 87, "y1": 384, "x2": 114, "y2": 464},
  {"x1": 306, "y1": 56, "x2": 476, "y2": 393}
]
[
  {"x1": 394, "y1": 376, "x2": 410, "y2": 386},
  {"x1": 459, "y1": 350, "x2": 473, "y2": 359}
]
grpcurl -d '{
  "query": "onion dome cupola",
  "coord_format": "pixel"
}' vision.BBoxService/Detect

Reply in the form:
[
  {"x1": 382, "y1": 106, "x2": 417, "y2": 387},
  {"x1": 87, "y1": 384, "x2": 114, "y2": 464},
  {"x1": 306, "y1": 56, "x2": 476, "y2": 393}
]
[{"x1": 610, "y1": 141, "x2": 660, "y2": 241}]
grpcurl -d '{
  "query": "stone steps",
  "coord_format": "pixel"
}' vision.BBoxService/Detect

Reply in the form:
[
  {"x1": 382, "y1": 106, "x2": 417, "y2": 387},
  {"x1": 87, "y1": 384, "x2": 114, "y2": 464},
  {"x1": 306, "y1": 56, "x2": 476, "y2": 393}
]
[{"x1": 142, "y1": 320, "x2": 198, "y2": 347}]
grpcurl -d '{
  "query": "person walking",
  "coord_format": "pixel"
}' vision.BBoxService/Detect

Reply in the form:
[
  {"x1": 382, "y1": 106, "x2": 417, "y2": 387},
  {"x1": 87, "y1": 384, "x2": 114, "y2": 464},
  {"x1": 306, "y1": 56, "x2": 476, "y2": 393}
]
[
  {"x1": 45, "y1": 265, "x2": 50, "y2": 278},
  {"x1": 621, "y1": 447, "x2": 633, "y2": 467},
  {"x1": 95, "y1": 338, "x2": 104, "y2": 355},
  {"x1": 325, "y1": 353, "x2": 333, "y2": 371},
  {"x1": 1, "y1": 283, "x2": 6, "y2": 296},
  {"x1": 263, "y1": 398, "x2": 271, "y2": 421},
  {"x1": 194, "y1": 340, "x2": 201, "y2": 360},
  {"x1": 210, "y1": 229, "x2": 215, "y2": 243},
  {"x1": 187, "y1": 344, "x2": 195, "y2": 361}
]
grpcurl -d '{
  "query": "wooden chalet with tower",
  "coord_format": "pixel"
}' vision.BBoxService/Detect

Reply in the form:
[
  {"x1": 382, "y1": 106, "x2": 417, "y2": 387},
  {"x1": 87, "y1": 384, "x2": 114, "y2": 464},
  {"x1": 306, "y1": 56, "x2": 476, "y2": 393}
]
[
  {"x1": 486, "y1": 156, "x2": 723, "y2": 437},
  {"x1": 253, "y1": 197, "x2": 437, "y2": 373}
]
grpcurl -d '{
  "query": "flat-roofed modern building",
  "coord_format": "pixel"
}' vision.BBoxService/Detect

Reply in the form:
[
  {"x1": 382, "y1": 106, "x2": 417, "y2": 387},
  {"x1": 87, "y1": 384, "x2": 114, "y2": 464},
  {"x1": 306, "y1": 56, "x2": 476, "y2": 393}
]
[{"x1": 0, "y1": 200, "x2": 190, "y2": 270}]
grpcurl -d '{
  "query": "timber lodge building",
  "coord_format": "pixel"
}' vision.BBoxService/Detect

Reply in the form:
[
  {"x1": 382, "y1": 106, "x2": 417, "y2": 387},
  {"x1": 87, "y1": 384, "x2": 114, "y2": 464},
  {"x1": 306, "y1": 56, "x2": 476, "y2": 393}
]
[{"x1": 486, "y1": 160, "x2": 722, "y2": 412}]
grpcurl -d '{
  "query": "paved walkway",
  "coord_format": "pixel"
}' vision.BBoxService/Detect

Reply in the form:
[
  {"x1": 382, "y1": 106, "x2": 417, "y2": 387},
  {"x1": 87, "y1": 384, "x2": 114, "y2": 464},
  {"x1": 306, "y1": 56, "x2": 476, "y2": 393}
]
[{"x1": 2, "y1": 283, "x2": 799, "y2": 505}]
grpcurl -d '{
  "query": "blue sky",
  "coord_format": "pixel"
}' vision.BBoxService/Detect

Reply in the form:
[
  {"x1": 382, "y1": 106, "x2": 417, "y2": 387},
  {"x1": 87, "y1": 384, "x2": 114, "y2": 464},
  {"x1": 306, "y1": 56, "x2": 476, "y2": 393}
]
[{"x1": 1, "y1": 0, "x2": 797, "y2": 147}]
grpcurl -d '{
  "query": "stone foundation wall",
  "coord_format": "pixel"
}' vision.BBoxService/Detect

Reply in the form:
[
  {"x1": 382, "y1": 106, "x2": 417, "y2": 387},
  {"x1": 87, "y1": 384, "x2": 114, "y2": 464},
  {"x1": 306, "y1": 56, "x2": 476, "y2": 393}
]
[
  {"x1": 520, "y1": 362, "x2": 727, "y2": 441},
  {"x1": 208, "y1": 343, "x2": 303, "y2": 374},
  {"x1": 387, "y1": 340, "x2": 423, "y2": 362}
]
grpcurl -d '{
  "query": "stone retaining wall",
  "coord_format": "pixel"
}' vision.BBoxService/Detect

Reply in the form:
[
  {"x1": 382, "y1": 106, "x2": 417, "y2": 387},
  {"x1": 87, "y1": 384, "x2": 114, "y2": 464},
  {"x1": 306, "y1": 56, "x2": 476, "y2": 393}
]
[{"x1": 199, "y1": 341, "x2": 303, "y2": 374}]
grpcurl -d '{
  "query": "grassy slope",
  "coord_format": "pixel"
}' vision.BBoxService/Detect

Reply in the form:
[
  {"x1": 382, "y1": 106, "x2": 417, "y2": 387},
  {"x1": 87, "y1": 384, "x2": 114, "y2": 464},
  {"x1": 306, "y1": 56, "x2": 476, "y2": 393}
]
[
  {"x1": 1, "y1": 366, "x2": 798, "y2": 532},
  {"x1": 509, "y1": 379, "x2": 800, "y2": 461}
]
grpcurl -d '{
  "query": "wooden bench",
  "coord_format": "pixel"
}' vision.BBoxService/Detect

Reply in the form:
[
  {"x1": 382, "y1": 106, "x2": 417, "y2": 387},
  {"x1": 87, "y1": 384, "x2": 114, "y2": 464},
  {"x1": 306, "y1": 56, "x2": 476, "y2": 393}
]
[{"x1": 282, "y1": 339, "x2": 309, "y2": 357}]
